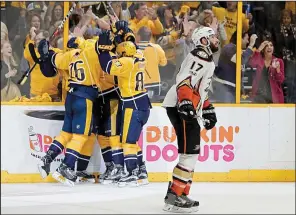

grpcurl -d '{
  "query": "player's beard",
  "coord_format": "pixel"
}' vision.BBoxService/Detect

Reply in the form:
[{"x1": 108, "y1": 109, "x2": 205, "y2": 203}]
[{"x1": 210, "y1": 43, "x2": 219, "y2": 53}]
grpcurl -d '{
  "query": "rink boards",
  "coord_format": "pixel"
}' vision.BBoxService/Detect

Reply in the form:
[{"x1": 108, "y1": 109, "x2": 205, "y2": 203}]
[{"x1": 1, "y1": 104, "x2": 295, "y2": 183}]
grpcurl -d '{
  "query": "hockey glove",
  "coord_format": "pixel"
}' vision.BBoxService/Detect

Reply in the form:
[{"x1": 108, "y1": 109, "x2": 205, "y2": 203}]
[
  {"x1": 124, "y1": 29, "x2": 136, "y2": 43},
  {"x1": 202, "y1": 104, "x2": 217, "y2": 130},
  {"x1": 97, "y1": 30, "x2": 114, "y2": 52},
  {"x1": 177, "y1": 100, "x2": 197, "y2": 122},
  {"x1": 38, "y1": 39, "x2": 50, "y2": 61},
  {"x1": 115, "y1": 20, "x2": 129, "y2": 34}
]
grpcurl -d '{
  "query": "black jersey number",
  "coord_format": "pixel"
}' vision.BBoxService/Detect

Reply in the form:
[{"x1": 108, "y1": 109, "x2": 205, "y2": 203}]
[
  {"x1": 69, "y1": 60, "x2": 86, "y2": 81},
  {"x1": 135, "y1": 72, "x2": 144, "y2": 91},
  {"x1": 190, "y1": 61, "x2": 203, "y2": 74}
]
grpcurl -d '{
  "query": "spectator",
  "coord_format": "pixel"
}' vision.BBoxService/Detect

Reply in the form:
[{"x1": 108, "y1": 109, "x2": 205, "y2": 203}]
[
  {"x1": 136, "y1": 26, "x2": 167, "y2": 101},
  {"x1": 48, "y1": 3, "x2": 64, "y2": 36},
  {"x1": 24, "y1": 13, "x2": 43, "y2": 45},
  {"x1": 1, "y1": 41, "x2": 21, "y2": 101},
  {"x1": 23, "y1": 28, "x2": 61, "y2": 101},
  {"x1": 129, "y1": 3, "x2": 164, "y2": 42},
  {"x1": 276, "y1": 9, "x2": 296, "y2": 103},
  {"x1": 276, "y1": 9, "x2": 296, "y2": 61},
  {"x1": 249, "y1": 40, "x2": 285, "y2": 103},
  {"x1": 196, "y1": 9, "x2": 227, "y2": 65},
  {"x1": 213, "y1": 31, "x2": 257, "y2": 103},
  {"x1": 173, "y1": 17, "x2": 198, "y2": 84},
  {"x1": 26, "y1": 2, "x2": 44, "y2": 20},
  {"x1": 212, "y1": 2, "x2": 250, "y2": 45},
  {"x1": 156, "y1": 5, "x2": 179, "y2": 65}
]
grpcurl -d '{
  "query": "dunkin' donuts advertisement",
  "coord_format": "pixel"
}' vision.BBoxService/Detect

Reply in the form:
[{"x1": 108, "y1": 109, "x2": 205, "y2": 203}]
[
  {"x1": 1, "y1": 105, "x2": 295, "y2": 175},
  {"x1": 26, "y1": 110, "x2": 66, "y2": 173}
]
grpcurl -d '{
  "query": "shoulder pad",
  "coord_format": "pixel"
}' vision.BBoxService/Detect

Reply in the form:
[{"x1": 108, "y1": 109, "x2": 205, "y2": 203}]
[{"x1": 191, "y1": 48, "x2": 212, "y2": 62}]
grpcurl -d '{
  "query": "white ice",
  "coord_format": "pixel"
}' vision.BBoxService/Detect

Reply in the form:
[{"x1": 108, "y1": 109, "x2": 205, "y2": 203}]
[{"x1": 1, "y1": 182, "x2": 295, "y2": 214}]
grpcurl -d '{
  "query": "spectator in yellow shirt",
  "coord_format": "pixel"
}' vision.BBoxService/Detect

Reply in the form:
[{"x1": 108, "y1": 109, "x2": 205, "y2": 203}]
[
  {"x1": 129, "y1": 3, "x2": 164, "y2": 42},
  {"x1": 156, "y1": 4, "x2": 180, "y2": 65},
  {"x1": 136, "y1": 26, "x2": 167, "y2": 101},
  {"x1": 212, "y1": 2, "x2": 250, "y2": 45},
  {"x1": 23, "y1": 28, "x2": 61, "y2": 101}
]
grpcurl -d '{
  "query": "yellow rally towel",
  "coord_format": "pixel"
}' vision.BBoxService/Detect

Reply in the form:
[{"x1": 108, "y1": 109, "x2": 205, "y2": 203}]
[{"x1": 10, "y1": 93, "x2": 52, "y2": 102}]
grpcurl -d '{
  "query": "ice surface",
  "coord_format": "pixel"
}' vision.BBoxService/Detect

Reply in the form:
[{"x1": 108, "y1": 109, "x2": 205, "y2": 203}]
[{"x1": 1, "y1": 182, "x2": 295, "y2": 214}]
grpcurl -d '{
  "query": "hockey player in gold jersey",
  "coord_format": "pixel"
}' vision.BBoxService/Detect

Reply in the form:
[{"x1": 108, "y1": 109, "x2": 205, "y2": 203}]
[
  {"x1": 67, "y1": 24, "x2": 128, "y2": 185},
  {"x1": 98, "y1": 30, "x2": 151, "y2": 187},
  {"x1": 35, "y1": 34, "x2": 113, "y2": 186},
  {"x1": 67, "y1": 34, "x2": 123, "y2": 185}
]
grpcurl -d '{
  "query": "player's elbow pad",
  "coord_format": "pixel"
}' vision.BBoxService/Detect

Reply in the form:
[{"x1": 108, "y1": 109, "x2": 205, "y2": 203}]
[
  {"x1": 67, "y1": 37, "x2": 78, "y2": 49},
  {"x1": 39, "y1": 50, "x2": 58, "y2": 77},
  {"x1": 99, "y1": 52, "x2": 113, "y2": 74}
]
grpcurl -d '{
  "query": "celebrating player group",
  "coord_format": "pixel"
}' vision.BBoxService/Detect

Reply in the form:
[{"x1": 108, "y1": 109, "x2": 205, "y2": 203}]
[{"x1": 29, "y1": 18, "x2": 219, "y2": 212}]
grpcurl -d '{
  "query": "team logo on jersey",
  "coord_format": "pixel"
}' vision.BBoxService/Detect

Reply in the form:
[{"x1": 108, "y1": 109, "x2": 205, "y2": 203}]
[
  {"x1": 115, "y1": 61, "x2": 122, "y2": 67},
  {"x1": 197, "y1": 51, "x2": 208, "y2": 59}
]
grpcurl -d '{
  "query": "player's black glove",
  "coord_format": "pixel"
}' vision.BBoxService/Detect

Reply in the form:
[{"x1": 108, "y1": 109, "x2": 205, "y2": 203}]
[
  {"x1": 38, "y1": 39, "x2": 50, "y2": 61},
  {"x1": 97, "y1": 30, "x2": 114, "y2": 52},
  {"x1": 202, "y1": 104, "x2": 217, "y2": 130},
  {"x1": 67, "y1": 37, "x2": 78, "y2": 49},
  {"x1": 177, "y1": 100, "x2": 196, "y2": 121}
]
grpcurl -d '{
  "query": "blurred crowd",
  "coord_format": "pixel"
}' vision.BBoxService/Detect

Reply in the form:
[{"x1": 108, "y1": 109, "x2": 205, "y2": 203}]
[{"x1": 1, "y1": 1, "x2": 295, "y2": 103}]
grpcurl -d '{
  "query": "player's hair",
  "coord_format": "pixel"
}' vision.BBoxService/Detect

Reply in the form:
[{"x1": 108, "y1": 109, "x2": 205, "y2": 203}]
[{"x1": 137, "y1": 27, "x2": 152, "y2": 41}]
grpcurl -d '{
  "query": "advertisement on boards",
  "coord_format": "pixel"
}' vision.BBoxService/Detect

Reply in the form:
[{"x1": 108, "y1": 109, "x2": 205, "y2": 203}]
[{"x1": 1, "y1": 105, "x2": 295, "y2": 176}]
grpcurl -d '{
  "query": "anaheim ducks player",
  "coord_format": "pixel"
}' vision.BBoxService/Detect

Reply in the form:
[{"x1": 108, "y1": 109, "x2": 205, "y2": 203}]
[{"x1": 162, "y1": 27, "x2": 219, "y2": 213}]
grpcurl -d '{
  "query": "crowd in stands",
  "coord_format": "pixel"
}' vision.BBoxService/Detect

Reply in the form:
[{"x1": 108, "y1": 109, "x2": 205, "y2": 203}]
[{"x1": 1, "y1": 1, "x2": 295, "y2": 103}]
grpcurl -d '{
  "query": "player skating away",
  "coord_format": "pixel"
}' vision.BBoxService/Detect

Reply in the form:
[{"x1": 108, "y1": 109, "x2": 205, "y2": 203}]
[
  {"x1": 35, "y1": 34, "x2": 113, "y2": 186},
  {"x1": 98, "y1": 31, "x2": 151, "y2": 187},
  {"x1": 162, "y1": 27, "x2": 219, "y2": 212}
]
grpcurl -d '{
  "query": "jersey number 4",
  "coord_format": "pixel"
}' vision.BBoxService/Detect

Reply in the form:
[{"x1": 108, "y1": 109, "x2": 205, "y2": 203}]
[
  {"x1": 135, "y1": 72, "x2": 144, "y2": 91},
  {"x1": 69, "y1": 60, "x2": 86, "y2": 82}
]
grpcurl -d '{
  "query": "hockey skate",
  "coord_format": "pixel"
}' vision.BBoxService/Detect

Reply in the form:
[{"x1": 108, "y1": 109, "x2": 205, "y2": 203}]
[
  {"x1": 180, "y1": 194, "x2": 199, "y2": 212},
  {"x1": 137, "y1": 162, "x2": 149, "y2": 186},
  {"x1": 107, "y1": 164, "x2": 125, "y2": 184},
  {"x1": 37, "y1": 150, "x2": 54, "y2": 179},
  {"x1": 98, "y1": 162, "x2": 115, "y2": 185},
  {"x1": 76, "y1": 170, "x2": 96, "y2": 183},
  {"x1": 52, "y1": 163, "x2": 78, "y2": 187},
  {"x1": 163, "y1": 182, "x2": 194, "y2": 213},
  {"x1": 117, "y1": 168, "x2": 139, "y2": 187}
]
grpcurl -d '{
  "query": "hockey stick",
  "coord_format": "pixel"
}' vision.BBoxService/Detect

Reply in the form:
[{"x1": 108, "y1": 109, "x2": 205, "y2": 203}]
[
  {"x1": 102, "y1": 2, "x2": 119, "y2": 22},
  {"x1": 18, "y1": 3, "x2": 77, "y2": 85}
]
